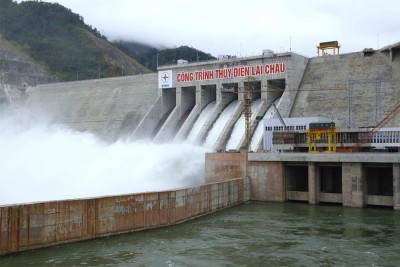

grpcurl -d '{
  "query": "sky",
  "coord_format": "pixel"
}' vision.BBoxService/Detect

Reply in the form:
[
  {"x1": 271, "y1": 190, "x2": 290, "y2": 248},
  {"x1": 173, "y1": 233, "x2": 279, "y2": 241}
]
[{"x1": 21, "y1": 0, "x2": 400, "y2": 58}]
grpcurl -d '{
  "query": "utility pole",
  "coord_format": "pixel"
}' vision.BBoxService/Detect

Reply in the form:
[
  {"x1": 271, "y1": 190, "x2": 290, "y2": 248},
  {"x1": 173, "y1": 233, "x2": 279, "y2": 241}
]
[
  {"x1": 243, "y1": 78, "x2": 253, "y2": 153},
  {"x1": 244, "y1": 78, "x2": 252, "y2": 179},
  {"x1": 243, "y1": 76, "x2": 258, "y2": 153},
  {"x1": 221, "y1": 76, "x2": 262, "y2": 153}
]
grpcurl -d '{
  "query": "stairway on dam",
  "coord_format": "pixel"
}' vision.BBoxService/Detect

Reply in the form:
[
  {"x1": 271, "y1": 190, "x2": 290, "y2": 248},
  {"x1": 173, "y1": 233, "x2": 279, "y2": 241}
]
[{"x1": 290, "y1": 50, "x2": 400, "y2": 128}]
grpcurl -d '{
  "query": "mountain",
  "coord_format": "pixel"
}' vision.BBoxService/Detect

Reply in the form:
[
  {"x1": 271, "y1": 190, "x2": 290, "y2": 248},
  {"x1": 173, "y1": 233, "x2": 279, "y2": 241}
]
[
  {"x1": 114, "y1": 41, "x2": 216, "y2": 71},
  {"x1": 0, "y1": 0, "x2": 151, "y2": 81},
  {"x1": 0, "y1": 0, "x2": 216, "y2": 83},
  {"x1": 0, "y1": 37, "x2": 56, "y2": 86}
]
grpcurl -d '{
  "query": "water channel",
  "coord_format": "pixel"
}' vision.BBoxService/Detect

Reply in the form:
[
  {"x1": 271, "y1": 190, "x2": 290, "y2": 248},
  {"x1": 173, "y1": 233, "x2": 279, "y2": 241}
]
[{"x1": 1, "y1": 202, "x2": 399, "y2": 266}]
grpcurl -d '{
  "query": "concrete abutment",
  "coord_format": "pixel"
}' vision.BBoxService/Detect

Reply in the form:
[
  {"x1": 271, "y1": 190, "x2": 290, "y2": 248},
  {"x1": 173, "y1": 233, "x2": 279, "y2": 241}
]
[{"x1": 206, "y1": 152, "x2": 400, "y2": 209}]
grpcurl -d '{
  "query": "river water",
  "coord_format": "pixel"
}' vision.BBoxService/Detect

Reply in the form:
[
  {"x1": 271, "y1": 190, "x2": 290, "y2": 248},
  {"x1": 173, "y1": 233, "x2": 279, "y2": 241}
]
[{"x1": 1, "y1": 202, "x2": 399, "y2": 266}]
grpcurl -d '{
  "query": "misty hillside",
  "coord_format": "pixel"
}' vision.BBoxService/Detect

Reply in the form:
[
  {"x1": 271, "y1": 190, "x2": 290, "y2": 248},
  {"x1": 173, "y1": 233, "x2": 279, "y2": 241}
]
[
  {"x1": 113, "y1": 41, "x2": 216, "y2": 71},
  {"x1": 0, "y1": 0, "x2": 216, "y2": 82},
  {"x1": 0, "y1": 0, "x2": 151, "y2": 81},
  {"x1": 0, "y1": 37, "x2": 56, "y2": 86}
]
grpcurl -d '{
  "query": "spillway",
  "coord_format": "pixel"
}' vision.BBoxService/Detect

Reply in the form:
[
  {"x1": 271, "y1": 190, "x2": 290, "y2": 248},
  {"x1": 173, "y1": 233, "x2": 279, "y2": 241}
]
[
  {"x1": 226, "y1": 98, "x2": 262, "y2": 151},
  {"x1": 186, "y1": 100, "x2": 216, "y2": 143},
  {"x1": 203, "y1": 100, "x2": 239, "y2": 150}
]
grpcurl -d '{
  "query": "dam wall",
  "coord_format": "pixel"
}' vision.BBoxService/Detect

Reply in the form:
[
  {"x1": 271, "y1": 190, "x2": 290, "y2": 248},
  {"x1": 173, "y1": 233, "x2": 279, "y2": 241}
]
[
  {"x1": 0, "y1": 178, "x2": 249, "y2": 256},
  {"x1": 290, "y1": 49, "x2": 400, "y2": 128},
  {"x1": 147, "y1": 52, "x2": 309, "y2": 146},
  {"x1": 24, "y1": 74, "x2": 159, "y2": 142},
  {"x1": 9, "y1": 43, "x2": 400, "y2": 146}
]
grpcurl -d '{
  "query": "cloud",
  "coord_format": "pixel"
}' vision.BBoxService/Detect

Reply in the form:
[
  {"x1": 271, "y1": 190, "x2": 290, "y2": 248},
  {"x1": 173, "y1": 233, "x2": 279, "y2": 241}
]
[{"x1": 21, "y1": 0, "x2": 400, "y2": 57}]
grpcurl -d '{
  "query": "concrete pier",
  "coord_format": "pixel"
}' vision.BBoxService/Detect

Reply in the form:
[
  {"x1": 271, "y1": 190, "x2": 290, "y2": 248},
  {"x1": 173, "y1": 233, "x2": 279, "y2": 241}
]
[
  {"x1": 342, "y1": 163, "x2": 365, "y2": 208},
  {"x1": 394, "y1": 164, "x2": 400, "y2": 210},
  {"x1": 308, "y1": 162, "x2": 318, "y2": 204}
]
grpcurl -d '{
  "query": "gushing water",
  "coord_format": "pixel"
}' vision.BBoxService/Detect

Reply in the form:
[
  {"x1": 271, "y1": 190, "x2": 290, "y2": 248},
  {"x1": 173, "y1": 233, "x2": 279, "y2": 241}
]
[
  {"x1": 203, "y1": 100, "x2": 238, "y2": 150},
  {"x1": 186, "y1": 101, "x2": 216, "y2": 143},
  {"x1": 0, "y1": 112, "x2": 208, "y2": 205},
  {"x1": 226, "y1": 98, "x2": 262, "y2": 151},
  {"x1": 1, "y1": 96, "x2": 279, "y2": 205}
]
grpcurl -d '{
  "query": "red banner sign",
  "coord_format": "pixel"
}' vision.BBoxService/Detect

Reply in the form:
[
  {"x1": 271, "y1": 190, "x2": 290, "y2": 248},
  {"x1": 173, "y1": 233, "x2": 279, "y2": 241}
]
[{"x1": 176, "y1": 61, "x2": 285, "y2": 82}]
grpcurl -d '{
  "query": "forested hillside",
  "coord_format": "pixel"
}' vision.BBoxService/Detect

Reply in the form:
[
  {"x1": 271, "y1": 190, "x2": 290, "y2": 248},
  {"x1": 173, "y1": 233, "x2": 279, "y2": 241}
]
[
  {"x1": 0, "y1": 0, "x2": 216, "y2": 81},
  {"x1": 0, "y1": 0, "x2": 150, "y2": 81},
  {"x1": 114, "y1": 41, "x2": 216, "y2": 71}
]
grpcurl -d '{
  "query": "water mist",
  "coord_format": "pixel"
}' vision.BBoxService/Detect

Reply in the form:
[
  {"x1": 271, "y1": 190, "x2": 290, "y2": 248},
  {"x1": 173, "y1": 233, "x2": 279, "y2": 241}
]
[{"x1": 0, "y1": 111, "x2": 209, "y2": 205}]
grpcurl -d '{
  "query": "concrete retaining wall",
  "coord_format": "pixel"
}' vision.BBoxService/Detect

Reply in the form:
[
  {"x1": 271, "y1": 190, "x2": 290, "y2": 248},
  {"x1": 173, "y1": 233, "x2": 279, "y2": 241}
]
[
  {"x1": 205, "y1": 153, "x2": 246, "y2": 183},
  {"x1": 0, "y1": 178, "x2": 248, "y2": 256},
  {"x1": 205, "y1": 153, "x2": 286, "y2": 202},
  {"x1": 248, "y1": 161, "x2": 285, "y2": 202},
  {"x1": 290, "y1": 51, "x2": 400, "y2": 128}
]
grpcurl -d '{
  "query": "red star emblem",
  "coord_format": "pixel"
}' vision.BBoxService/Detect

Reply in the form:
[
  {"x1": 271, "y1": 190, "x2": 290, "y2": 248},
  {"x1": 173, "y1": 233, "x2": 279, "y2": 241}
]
[{"x1": 162, "y1": 72, "x2": 170, "y2": 83}]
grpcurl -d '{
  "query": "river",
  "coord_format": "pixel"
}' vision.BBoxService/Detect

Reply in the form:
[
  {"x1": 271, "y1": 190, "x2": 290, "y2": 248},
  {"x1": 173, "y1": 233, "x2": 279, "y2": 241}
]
[{"x1": 1, "y1": 202, "x2": 399, "y2": 266}]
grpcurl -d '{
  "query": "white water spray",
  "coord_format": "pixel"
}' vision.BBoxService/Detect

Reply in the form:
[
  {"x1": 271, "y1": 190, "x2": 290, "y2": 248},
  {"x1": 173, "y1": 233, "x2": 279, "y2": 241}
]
[
  {"x1": 186, "y1": 101, "x2": 216, "y2": 143},
  {"x1": 0, "y1": 112, "x2": 208, "y2": 205},
  {"x1": 226, "y1": 98, "x2": 262, "y2": 151},
  {"x1": 203, "y1": 100, "x2": 238, "y2": 150}
]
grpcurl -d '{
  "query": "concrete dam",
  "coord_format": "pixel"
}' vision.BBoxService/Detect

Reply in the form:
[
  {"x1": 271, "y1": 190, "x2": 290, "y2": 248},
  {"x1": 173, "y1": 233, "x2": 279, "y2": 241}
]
[
  {"x1": 18, "y1": 43, "x2": 400, "y2": 146},
  {"x1": 1, "y1": 42, "x2": 400, "y2": 255}
]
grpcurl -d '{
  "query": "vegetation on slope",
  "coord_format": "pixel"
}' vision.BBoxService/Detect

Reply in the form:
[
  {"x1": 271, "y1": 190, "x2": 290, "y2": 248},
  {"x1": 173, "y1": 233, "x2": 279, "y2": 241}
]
[
  {"x1": 0, "y1": 0, "x2": 216, "y2": 81},
  {"x1": 113, "y1": 41, "x2": 216, "y2": 72},
  {"x1": 0, "y1": 0, "x2": 150, "y2": 81}
]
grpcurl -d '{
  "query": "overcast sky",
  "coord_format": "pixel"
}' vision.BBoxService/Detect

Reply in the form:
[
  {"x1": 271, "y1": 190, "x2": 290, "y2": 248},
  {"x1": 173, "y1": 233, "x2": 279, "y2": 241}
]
[{"x1": 29, "y1": 0, "x2": 400, "y2": 57}]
